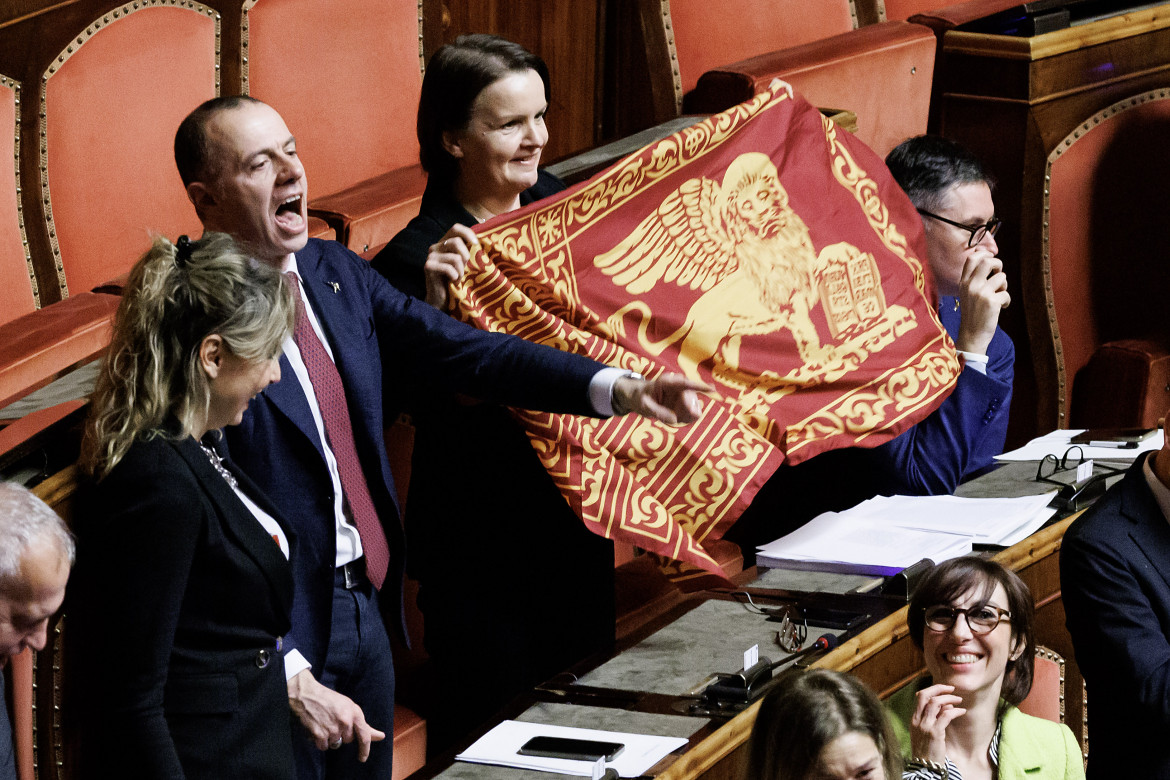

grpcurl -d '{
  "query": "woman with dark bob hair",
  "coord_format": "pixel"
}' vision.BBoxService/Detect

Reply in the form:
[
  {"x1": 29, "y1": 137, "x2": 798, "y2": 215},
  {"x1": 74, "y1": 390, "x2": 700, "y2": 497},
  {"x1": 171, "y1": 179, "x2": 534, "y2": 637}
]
[
  {"x1": 746, "y1": 668, "x2": 901, "y2": 780},
  {"x1": 368, "y1": 34, "x2": 615, "y2": 751},
  {"x1": 371, "y1": 32, "x2": 558, "y2": 306},
  {"x1": 888, "y1": 557, "x2": 1083, "y2": 779},
  {"x1": 71, "y1": 233, "x2": 299, "y2": 778}
]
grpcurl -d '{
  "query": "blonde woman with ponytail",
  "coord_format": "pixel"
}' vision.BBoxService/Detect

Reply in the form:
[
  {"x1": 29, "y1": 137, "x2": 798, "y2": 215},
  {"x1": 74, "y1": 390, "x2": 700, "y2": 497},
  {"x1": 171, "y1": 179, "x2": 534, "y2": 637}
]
[{"x1": 71, "y1": 233, "x2": 299, "y2": 779}]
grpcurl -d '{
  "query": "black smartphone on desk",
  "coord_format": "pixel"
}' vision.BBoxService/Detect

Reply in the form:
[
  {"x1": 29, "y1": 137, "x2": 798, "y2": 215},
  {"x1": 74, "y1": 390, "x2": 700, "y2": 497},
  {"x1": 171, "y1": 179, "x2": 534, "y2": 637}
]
[
  {"x1": 518, "y1": 736, "x2": 626, "y2": 761},
  {"x1": 1069, "y1": 427, "x2": 1155, "y2": 448}
]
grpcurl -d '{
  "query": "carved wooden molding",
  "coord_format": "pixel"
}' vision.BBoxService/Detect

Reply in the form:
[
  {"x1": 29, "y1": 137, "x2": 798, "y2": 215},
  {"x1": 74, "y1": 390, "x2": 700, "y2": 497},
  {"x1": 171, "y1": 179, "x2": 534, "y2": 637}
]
[
  {"x1": 2, "y1": 73, "x2": 38, "y2": 309},
  {"x1": 1042, "y1": 87, "x2": 1170, "y2": 423},
  {"x1": 38, "y1": 0, "x2": 220, "y2": 298}
]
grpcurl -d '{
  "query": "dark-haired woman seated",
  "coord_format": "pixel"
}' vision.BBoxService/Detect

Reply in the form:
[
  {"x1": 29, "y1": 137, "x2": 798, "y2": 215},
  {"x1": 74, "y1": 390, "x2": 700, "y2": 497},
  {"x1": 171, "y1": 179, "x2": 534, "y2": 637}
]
[
  {"x1": 746, "y1": 668, "x2": 901, "y2": 780},
  {"x1": 72, "y1": 234, "x2": 301, "y2": 778},
  {"x1": 889, "y1": 558, "x2": 1083, "y2": 780},
  {"x1": 370, "y1": 34, "x2": 614, "y2": 750}
]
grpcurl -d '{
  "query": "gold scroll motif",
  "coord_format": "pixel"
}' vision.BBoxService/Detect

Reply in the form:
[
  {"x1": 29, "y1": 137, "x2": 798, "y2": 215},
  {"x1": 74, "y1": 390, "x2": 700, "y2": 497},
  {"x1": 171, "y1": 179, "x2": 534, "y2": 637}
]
[
  {"x1": 783, "y1": 115, "x2": 957, "y2": 457},
  {"x1": 456, "y1": 83, "x2": 959, "y2": 579},
  {"x1": 593, "y1": 151, "x2": 917, "y2": 444}
]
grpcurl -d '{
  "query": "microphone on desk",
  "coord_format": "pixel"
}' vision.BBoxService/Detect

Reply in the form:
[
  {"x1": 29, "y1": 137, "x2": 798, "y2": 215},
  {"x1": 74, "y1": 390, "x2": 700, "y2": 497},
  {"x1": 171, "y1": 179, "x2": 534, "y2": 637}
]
[
  {"x1": 700, "y1": 633, "x2": 839, "y2": 706},
  {"x1": 790, "y1": 632, "x2": 839, "y2": 668}
]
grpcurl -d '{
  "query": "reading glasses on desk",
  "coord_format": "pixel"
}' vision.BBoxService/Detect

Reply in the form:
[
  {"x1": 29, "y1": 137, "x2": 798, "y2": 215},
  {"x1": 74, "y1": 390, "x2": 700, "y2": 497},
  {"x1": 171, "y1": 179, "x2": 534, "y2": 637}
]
[{"x1": 1034, "y1": 446, "x2": 1125, "y2": 512}]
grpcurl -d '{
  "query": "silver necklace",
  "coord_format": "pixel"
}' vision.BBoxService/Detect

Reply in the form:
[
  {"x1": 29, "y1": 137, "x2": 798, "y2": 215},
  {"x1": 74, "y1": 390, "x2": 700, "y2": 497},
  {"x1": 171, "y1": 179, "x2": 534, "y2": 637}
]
[{"x1": 199, "y1": 442, "x2": 239, "y2": 490}]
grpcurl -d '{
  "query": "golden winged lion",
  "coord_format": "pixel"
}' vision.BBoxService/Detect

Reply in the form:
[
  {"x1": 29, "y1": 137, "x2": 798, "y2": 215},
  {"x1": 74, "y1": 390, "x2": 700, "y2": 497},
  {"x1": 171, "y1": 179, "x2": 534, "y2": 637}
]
[{"x1": 596, "y1": 152, "x2": 874, "y2": 392}]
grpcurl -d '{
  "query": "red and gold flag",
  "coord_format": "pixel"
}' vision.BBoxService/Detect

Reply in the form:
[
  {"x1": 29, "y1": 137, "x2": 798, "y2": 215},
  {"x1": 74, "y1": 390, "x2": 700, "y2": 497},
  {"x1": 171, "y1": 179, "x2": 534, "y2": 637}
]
[{"x1": 452, "y1": 83, "x2": 960, "y2": 586}]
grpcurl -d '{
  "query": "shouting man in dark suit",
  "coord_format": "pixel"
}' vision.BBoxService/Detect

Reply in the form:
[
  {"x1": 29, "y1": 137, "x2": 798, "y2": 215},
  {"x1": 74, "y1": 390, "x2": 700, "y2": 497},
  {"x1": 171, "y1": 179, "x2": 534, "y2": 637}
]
[
  {"x1": 1061, "y1": 409, "x2": 1170, "y2": 778},
  {"x1": 174, "y1": 95, "x2": 707, "y2": 779}
]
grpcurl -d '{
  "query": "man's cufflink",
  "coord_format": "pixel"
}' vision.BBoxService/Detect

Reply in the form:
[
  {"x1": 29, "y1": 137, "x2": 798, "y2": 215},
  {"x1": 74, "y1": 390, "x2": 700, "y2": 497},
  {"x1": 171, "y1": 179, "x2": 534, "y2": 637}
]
[{"x1": 957, "y1": 350, "x2": 989, "y2": 364}]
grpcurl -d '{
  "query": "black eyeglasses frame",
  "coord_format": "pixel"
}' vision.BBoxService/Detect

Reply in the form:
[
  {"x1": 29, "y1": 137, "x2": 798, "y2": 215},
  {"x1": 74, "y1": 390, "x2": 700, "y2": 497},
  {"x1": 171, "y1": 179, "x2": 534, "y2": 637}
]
[
  {"x1": 923, "y1": 604, "x2": 1012, "y2": 635},
  {"x1": 917, "y1": 209, "x2": 1002, "y2": 248}
]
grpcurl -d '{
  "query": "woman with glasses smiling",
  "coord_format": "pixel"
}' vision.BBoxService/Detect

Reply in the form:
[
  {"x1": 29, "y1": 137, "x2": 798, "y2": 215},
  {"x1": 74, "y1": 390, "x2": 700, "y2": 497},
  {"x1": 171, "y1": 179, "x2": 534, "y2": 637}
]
[{"x1": 887, "y1": 558, "x2": 1083, "y2": 780}]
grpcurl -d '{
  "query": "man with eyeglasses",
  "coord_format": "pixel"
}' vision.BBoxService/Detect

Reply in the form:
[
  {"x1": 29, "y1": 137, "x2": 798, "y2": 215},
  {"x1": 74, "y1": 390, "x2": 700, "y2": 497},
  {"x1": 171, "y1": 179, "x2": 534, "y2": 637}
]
[
  {"x1": 878, "y1": 134, "x2": 1014, "y2": 493},
  {"x1": 1061, "y1": 406, "x2": 1170, "y2": 776}
]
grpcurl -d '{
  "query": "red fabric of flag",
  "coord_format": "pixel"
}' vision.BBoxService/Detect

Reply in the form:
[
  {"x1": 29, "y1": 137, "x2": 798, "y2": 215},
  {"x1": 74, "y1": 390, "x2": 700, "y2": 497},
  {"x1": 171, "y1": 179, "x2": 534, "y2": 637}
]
[{"x1": 452, "y1": 84, "x2": 960, "y2": 586}]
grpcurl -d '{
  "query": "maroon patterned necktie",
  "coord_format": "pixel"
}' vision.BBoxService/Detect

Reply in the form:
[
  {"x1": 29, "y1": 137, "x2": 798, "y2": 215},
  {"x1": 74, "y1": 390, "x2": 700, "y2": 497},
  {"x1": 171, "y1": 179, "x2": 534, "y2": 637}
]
[{"x1": 286, "y1": 271, "x2": 389, "y2": 589}]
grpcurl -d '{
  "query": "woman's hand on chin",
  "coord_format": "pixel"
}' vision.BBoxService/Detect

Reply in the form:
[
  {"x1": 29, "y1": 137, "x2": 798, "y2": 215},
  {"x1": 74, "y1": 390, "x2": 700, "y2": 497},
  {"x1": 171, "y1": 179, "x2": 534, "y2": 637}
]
[
  {"x1": 910, "y1": 683, "x2": 966, "y2": 764},
  {"x1": 424, "y1": 223, "x2": 480, "y2": 309}
]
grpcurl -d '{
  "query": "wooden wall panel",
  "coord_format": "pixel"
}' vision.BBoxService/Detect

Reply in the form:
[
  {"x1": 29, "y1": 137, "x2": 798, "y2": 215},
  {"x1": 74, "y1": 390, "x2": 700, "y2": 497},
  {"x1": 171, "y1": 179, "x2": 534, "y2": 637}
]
[{"x1": 423, "y1": 0, "x2": 603, "y2": 163}]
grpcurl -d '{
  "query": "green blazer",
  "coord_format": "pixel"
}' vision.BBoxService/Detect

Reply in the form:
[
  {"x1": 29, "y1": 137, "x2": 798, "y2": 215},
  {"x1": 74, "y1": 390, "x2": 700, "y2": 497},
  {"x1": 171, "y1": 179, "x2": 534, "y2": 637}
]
[{"x1": 886, "y1": 679, "x2": 1084, "y2": 780}]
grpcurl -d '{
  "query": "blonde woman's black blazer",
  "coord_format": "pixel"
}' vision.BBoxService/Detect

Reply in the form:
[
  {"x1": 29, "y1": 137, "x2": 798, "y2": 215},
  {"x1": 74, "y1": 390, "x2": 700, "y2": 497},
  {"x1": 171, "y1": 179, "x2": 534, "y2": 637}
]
[{"x1": 71, "y1": 434, "x2": 295, "y2": 779}]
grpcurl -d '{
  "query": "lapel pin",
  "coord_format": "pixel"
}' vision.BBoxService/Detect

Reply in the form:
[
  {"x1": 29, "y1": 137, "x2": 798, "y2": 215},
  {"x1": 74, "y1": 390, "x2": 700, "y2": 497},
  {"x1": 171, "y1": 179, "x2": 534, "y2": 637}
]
[{"x1": 327, "y1": 281, "x2": 340, "y2": 293}]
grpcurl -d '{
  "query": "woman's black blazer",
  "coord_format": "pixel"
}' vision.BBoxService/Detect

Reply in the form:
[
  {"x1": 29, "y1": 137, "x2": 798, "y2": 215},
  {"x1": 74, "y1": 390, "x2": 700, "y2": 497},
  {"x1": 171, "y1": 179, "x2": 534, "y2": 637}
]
[{"x1": 71, "y1": 434, "x2": 296, "y2": 779}]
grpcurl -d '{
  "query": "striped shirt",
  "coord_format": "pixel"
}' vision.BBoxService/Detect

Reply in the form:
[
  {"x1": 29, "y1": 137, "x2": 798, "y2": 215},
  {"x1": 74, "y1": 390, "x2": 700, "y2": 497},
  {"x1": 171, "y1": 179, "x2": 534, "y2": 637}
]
[{"x1": 903, "y1": 721, "x2": 1002, "y2": 780}]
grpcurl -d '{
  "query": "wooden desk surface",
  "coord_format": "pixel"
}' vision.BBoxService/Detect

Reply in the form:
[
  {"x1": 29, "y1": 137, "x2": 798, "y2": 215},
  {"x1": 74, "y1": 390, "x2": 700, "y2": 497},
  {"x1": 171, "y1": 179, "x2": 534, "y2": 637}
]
[
  {"x1": 653, "y1": 515, "x2": 1077, "y2": 780},
  {"x1": 419, "y1": 494, "x2": 1083, "y2": 780}
]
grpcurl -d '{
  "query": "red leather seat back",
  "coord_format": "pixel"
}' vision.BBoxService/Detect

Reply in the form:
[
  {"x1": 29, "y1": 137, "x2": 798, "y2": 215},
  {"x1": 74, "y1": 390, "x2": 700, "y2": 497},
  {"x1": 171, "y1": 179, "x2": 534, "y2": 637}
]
[
  {"x1": 1046, "y1": 93, "x2": 1170, "y2": 423},
  {"x1": 686, "y1": 22, "x2": 936, "y2": 157},
  {"x1": 1, "y1": 77, "x2": 36, "y2": 327},
  {"x1": 1018, "y1": 646, "x2": 1064, "y2": 724},
  {"x1": 0, "y1": 291, "x2": 118, "y2": 409},
  {"x1": 882, "y1": 0, "x2": 939, "y2": 21},
  {"x1": 1071, "y1": 340, "x2": 1170, "y2": 429},
  {"x1": 6, "y1": 649, "x2": 33, "y2": 780},
  {"x1": 43, "y1": 6, "x2": 212, "y2": 296},
  {"x1": 668, "y1": 0, "x2": 856, "y2": 94},
  {"x1": 391, "y1": 704, "x2": 426, "y2": 780},
  {"x1": 244, "y1": 0, "x2": 422, "y2": 200}
]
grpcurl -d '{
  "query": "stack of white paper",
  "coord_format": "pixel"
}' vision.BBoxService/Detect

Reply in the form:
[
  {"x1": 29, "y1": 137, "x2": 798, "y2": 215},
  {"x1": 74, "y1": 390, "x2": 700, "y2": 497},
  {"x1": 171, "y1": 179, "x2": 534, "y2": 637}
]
[
  {"x1": 456, "y1": 720, "x2": 690, "y2": 778},
  {"x1": 755, "y1": 492, "x2": 1057, "y2": 575}
]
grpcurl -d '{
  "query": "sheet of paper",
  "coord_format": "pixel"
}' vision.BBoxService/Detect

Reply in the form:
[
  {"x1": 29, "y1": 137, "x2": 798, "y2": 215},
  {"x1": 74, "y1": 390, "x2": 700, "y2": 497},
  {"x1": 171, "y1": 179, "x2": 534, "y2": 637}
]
[
  {"x1": 998, "y1": 501, "x2": 1062, "y2": 547},
  {"x1": 455, "y1": 720, "x2": 689, "y2": 778},
  {"x1": 996, "y1": 428, "x2": 1162, "y2": 462},
  {"x1": 874, "y1": 493, "x2": 1056, "y2": 540},
  {"x1": 755, "y1": 510, "x2": 974, "y2": 575},
  {"x1": 755, "y1": 493, "x2": 1058, "y2": 574}
]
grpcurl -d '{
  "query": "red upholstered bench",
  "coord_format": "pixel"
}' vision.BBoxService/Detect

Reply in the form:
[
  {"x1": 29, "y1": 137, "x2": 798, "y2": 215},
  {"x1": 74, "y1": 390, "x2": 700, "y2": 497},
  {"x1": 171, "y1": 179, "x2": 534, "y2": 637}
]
[
  {"x1": 685, "y1": 20, "x2": 937, "y2": 156},
  {"x1": 906, "y1": 0, "x2": 1034, "y2": 29},
  {"x1": 307, "y1": 216, "x2": 338, "y2": 244},
  {"x1": 0, "y1": 292, "x2": 119, "y2": 410},
  {"x1": 310, "y1": 166, "x2": 428, "y2": 255}
]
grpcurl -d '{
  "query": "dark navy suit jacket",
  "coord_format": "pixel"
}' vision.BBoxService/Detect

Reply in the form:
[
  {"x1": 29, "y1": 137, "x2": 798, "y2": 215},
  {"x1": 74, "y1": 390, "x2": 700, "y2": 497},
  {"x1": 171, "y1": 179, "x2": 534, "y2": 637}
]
[
  {"x1": 225, "y1": 238, "x2": 602, "y2": 671},
  {"x1": 1062, "y1": 453, "x2": 1170, "y2": 778},
  {"x1": 874, "y1": 295, "x2": 1014, "y2": 494}
]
